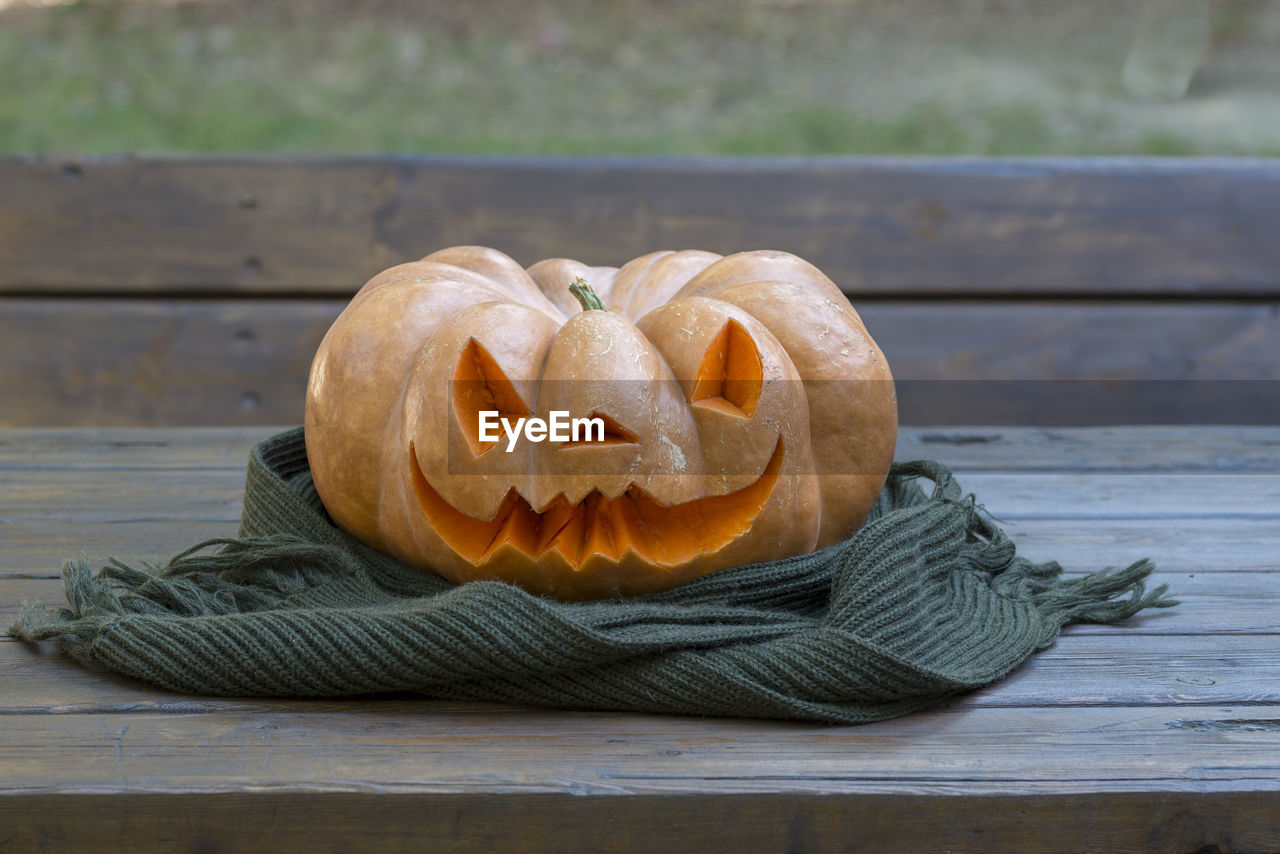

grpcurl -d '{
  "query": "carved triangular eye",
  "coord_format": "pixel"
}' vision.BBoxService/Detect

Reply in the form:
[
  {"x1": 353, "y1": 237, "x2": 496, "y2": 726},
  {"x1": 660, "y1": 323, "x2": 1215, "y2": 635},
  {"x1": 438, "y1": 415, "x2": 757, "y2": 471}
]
[
  {"x1": 691, "y1": 320, "x2": 762, "y2": 418},
  {"x1": 560, "y1": 412, "x2": 640, "y2": 448},
  {"x1": 453, "y1": 338, "x2": 531, "y2": 457}
]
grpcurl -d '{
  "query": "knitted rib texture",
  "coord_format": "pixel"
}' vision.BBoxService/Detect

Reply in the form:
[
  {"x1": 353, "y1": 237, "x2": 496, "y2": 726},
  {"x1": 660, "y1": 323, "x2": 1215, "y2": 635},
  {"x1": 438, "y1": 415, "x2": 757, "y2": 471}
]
[{"x1": 11, "y1": 427, "x2": 1175, "y2": 723}]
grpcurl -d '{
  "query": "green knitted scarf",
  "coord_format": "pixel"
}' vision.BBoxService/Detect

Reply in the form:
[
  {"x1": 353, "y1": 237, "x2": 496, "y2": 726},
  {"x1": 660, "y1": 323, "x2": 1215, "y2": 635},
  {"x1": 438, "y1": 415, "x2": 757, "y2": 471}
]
[{"x1": 11, "y1": 427, "x2": 1174, "y2": 724}]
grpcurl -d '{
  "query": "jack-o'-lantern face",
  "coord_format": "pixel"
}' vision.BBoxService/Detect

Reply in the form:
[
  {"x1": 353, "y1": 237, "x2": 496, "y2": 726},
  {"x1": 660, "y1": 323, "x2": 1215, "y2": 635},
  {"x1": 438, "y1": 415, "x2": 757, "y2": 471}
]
[
  {"x1": 408, "y1": 313, "x2": 789, "y2": 577},
  {"x1": 305, "y1": 246, "x2": 896, "y2": 600}
]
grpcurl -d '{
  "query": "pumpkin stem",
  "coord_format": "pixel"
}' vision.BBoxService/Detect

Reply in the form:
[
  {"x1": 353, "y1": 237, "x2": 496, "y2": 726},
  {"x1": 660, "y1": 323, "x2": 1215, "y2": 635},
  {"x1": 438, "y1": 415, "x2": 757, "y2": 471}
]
[{"x1": 569, "y1": 277, "x2": 606, "y2": 312}]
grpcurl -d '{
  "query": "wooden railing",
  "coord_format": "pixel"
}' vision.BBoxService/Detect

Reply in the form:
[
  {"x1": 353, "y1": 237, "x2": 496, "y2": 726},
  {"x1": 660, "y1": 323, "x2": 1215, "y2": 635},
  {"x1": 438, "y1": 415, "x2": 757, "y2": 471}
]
[{"x1": 2, "y1": 155, "x2": 1277, "y2": 425}]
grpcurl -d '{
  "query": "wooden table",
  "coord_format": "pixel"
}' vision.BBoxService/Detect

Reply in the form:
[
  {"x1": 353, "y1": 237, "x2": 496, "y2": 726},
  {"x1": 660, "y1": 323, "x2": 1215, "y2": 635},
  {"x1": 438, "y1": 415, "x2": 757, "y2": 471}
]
[{"x1": 2, "y1": 425, "x2": 1278, "y2": 853}]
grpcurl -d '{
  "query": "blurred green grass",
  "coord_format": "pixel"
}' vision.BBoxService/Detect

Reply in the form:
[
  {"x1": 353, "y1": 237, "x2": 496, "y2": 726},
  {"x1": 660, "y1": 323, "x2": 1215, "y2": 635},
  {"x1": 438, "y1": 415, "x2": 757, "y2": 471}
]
[{"x1": 1, "y1": 0, "x2": 1277, "y2": 156}]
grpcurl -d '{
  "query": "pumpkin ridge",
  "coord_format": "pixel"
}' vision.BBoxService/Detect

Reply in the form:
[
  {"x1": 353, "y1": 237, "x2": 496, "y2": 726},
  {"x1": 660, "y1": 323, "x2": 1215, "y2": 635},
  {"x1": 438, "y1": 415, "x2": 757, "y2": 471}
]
[
  {"x1": 352, "y1": 264, "x2": 530, "y2": 313},
  {"x1": 421, "y1": 246, "x2": 566, "y2": 319}
]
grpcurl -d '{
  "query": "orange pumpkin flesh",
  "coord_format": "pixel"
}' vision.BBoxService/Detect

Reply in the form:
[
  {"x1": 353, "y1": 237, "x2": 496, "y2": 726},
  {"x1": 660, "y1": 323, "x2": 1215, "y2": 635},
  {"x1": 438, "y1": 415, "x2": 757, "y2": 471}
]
[
  {"x1": 692, "y1": 318, "x2": 763, "y2": 418},
  {"x1": 305, "y1": 246, "x2": 897, "y2": 600},
  {"x1": 410, "y1": 437, "x2": 783, "y2": 568}
]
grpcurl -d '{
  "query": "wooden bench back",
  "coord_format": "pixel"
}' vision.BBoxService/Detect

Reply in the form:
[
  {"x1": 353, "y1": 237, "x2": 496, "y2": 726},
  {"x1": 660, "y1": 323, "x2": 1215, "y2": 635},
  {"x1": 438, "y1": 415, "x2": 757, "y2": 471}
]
[{"x1": 2, "y1": 155, "x2": 1276, "y2": 426}]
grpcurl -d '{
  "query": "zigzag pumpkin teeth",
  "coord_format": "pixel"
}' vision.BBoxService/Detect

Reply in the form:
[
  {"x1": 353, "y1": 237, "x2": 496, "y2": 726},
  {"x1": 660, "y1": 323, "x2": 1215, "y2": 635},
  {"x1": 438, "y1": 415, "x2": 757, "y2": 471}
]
[
  {"x1": 481, "y1": 495, "x2": 539, "y2": 562},
  {"x1": 535, "y1": 497, "x2": 581, "y2": 557},
  {"x1": 409, "y1": 439, "x2": 784, "y2": 568}
]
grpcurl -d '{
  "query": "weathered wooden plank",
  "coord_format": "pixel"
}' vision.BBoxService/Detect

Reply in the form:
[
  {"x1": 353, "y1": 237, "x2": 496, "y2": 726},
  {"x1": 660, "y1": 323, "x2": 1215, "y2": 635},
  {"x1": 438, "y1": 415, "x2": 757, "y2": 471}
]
[
  {"x1": 1, "y1": 702, "x2": 1278, "y2": 796},
  {"x1": 0, "y1": 468, "x2": 246, "y2": 521},
  {"x1": 897, "y1": 425, "x2": 1280, "y2": 473},
  {"x1": 5, "y1": 515, "x2": 1270, "y2": 579},
  {"x1": 4, "y1": 425, "x2": 1280, "y2": 473},
  {"x1": 0, "y1": 514, "x2": 1269, "y2": 581},
  {"x1": 1, "y1": 426, "x2": 1274, "y2": 574},
  {"x1": 1, "y1": 423, "x2": 1274, "y2": 852},
  {"x1": 3, "y1": 155, "x2": 1280, "y2": 297},
  {"x1": 2, "y1": 299, "x2": 1278, "y2": 427},
  {"x1": 995, "y1": 517, "x2": 1279, "y2": 574},
  {"x1": 0, "y1": 426, "x2": 277, "y2": 470},
  {"x1": 0, "y1": 299, "x2": 338, "y2": 427},
  {"x1": 957, "y1": 472, "x2": 1280, "y2": 519},
  {"x1": 861, "y1": 302, "x2": 1280, "y2": 381},
  {"x1": 893, "y1": 378, "x2": 1280, "y2": 427},
  {"x1": 3, "y1": 466, "x2": 1274, "y2": 523},
  {"x1": 0, "y1": 518, "x2": 242, "y2": 576},
  {"x1": 2, "y1": 570, "x2": 1272, "y2": 641},
  {"x1": 867, "y1": 299, "x2": 1280, "y2": 424},
  {"x1": 1, "y1": 790, "x2": 1276, "y2": 854},
  {"x1": 981, "y1": 634, "x2": 1280, "y2": 708}
]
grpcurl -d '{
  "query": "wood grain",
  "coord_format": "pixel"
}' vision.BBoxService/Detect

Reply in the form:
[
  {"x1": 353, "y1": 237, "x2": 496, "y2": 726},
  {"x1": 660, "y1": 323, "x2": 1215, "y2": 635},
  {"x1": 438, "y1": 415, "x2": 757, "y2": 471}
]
[
  {"x1": 0, "y1": 468, "x2": 245, "y2": 519},
  {"x1": 1, "y1": 700, "x2": 1279, "y2": 793},
  {"x1": 0, "y1": 425, "x2": 278, "y2": 470},
  {"x1": 2, "y1": 428, "x2": 1278, "y2": 578},
  {"x1": 2, "y1": 426, "x2": 1277, "y2": 852},
  {"x1": 2, "y1": 299, "x2": 1277, "y2": 427},
  {"x1": 895, "y1": 425, "x2": 1280, "y2": 473},
  {"x1": 4, "y1": 155, "x2": 1280, "y2": 297},
  {"x1": 1, "y1": 790, "x2": 1276, "y2": 854},
  {"x1": 4, "y1": 425, "x2": 1279, "y2": 472},
  {"x1": 3, "y1": 616, "x2": 1274, "y2": 709},
  {"x1": 4, "y1": 466, "x2": 1274, "y2": 523},
  {"x1": 0, "y1": 299, "x2": 336, "y2": 427},
  {"x1": 4, "y1": 516, "x2": 1275, "y2": 580}
]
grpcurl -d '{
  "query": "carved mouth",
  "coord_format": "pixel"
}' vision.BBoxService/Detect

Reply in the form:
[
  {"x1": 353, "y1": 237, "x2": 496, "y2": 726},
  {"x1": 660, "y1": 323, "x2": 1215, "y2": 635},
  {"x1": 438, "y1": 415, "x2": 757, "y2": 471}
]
[{"x1": 410, "y1": 438, "x2": 784, "y2": 568}]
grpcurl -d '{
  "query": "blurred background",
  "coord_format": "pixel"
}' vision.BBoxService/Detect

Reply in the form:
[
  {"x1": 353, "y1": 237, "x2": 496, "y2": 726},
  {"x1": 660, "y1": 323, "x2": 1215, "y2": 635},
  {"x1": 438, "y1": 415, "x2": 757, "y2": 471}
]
[{"x1": 2, "y1": 0, "x2": 1277, "y2": 157}]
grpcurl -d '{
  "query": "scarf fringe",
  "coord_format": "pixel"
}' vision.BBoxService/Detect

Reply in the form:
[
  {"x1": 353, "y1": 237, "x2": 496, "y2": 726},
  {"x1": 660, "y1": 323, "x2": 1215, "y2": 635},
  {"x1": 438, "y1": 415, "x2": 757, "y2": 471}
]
[
  {"x1": 13, "y1": 537, "x2": 364, "y2": 636},
  {"x1": 13, "y1": 539, "x2": 1177, "y2": 642},
  {"x1": 1032, "y1": 558, "x2": 1176, "y2": 624}
]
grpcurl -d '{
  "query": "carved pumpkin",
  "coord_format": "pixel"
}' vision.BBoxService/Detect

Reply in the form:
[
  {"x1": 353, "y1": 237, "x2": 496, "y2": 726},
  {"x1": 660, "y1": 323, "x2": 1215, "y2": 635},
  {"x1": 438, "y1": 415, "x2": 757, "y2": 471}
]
[{"x1": 305, "y1": 246, "x2": 896, "y2": 600}]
